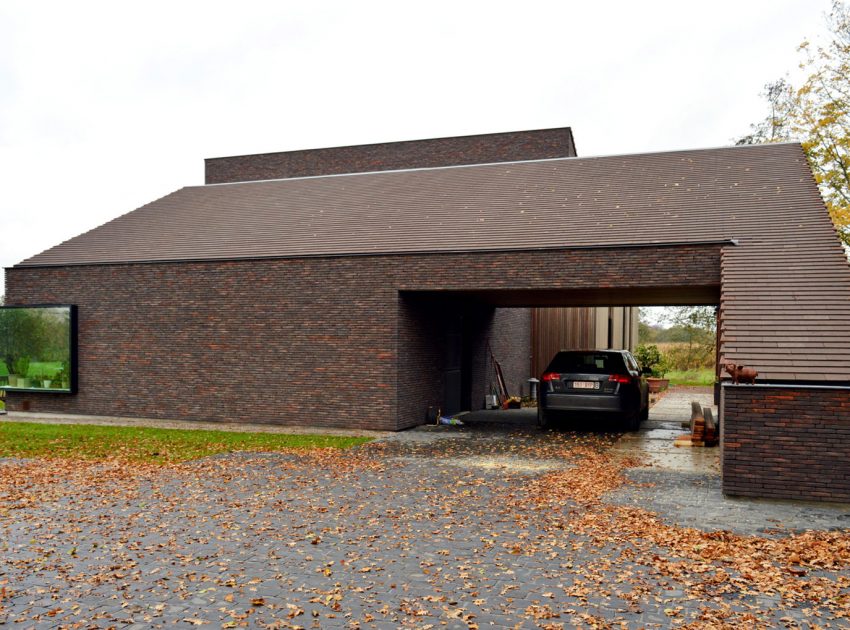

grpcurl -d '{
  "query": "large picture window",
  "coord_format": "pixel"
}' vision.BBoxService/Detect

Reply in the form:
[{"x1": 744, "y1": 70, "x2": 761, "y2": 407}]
[{"x1": 0, "y1": 305, "x2": 77, "y2": 393}]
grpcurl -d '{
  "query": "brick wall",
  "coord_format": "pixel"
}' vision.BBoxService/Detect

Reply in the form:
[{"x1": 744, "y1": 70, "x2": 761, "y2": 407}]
[
  {"x1": 205, "y1": 128, "x2": 577, "y2": 184},
  {"x1": 396, "y1": 294, "x2": 447, "y2": 429},
  {"x1": 391, "y1": 246, "x2": 721, "y2": 296},
  {"x1": 723, "y1": 385, "x2": 850, "y2": 502},
  {"x1": 395, "y1": 301, "x2": 530, "y2": 426},
  {"x1": 5, "y1": 258, "x2": 401, "y2": 430},
  {"x1": 490, "y1": 308, "x2": 532, "y2": 398},
  {"x1": 5, "y1": 244, "x2": 720, "y2": 430}
]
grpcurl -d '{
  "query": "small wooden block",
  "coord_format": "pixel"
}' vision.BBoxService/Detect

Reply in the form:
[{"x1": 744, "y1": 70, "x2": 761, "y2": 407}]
[{"x1": 674, "y1": 435, "x2": 694, "y2": 447}]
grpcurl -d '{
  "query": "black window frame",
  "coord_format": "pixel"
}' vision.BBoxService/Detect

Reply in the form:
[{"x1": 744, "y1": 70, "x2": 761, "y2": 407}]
[{"x1": 0, "y1": 304, "x2": 78, "y2": 394}]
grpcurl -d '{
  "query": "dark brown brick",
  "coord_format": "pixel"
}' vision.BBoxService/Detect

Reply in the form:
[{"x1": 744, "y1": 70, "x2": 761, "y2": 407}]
[
  {"x1": 205, "y1": 128, "x2": 577, "y2": 184},
  {"x1": 4, "y1": 244, "x2": 720, "y2": 431},
  {"x1": 722, "y1": 385, "x2": 850, "y2": 502}
]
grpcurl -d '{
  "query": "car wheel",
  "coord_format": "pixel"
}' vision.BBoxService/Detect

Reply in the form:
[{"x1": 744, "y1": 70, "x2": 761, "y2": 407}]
[{"x1": 624, "y1": 412, "x2": 640, "y2": 432}]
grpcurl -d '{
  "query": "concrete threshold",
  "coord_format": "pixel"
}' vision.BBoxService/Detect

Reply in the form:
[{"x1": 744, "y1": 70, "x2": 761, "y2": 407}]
[{"x1": 1, "y1": 411, "x2": 390, "y2": 438}]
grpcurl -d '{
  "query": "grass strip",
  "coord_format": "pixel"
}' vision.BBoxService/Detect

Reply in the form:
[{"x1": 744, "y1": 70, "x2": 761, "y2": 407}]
[
  {"x1": 665, "y1": 368, "x2": 715, "y2": 387},
  {"x1": 0, "y1": 421, "x2": 372, "y2": 464}
]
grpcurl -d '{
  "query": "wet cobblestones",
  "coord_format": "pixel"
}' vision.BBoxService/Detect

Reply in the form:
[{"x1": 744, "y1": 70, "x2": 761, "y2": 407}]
[{"x1": 1, "y1": 406, "x2": 848, "y2": 628}]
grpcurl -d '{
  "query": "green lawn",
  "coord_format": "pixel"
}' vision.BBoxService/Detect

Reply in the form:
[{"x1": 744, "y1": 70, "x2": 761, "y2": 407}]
[
  {"x1": 665, "y1": 368, "x2": 715, "y2": 387},
  {"x1": 26, "y1": 361, "x2": 63, "y2": 378},
  {"x1": 0, "y1": 422, "x2": 372, "y2": 464},
  {"x1": 0, "y1": 361, "x2": 62, "y2": 378}
]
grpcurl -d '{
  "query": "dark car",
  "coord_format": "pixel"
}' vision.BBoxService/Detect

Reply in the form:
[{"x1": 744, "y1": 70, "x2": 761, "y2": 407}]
[{"x1": 538, "y1": 349, "x2": 649, "y2": 431}]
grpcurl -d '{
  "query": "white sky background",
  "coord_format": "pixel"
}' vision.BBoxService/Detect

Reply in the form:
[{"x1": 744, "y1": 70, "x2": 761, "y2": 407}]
[{"x1": 0, "y1": 0, "x2": 833, "y2": 297}]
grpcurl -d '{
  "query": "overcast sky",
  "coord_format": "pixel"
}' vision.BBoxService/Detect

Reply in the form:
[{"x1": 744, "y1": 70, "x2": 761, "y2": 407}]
[{"x1": 0, "y1": 0, "x2": 833, "y2": 295}]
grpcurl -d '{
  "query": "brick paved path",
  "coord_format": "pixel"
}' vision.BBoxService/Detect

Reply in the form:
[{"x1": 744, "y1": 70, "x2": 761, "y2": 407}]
[
  {"x1": 1, "y1": 406, "x2": 849, "y2": 628},
  {"x1": 611, "y1": 388, "x2": 850, "y2": 535}
]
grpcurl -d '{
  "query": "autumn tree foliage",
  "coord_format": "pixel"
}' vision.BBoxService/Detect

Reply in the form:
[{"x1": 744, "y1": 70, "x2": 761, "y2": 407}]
[{"x1": 739, "y1": 1, "x2": 850, "y2": 247}]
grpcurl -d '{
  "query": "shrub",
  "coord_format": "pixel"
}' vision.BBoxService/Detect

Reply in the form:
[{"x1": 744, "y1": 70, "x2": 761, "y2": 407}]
[
  {"x1": 663, "y1": 342, "x2": 715, "y2": 372},
  {"x1": 13, "y1": 357, "x2": 30, "y2": 378},
  {"x1": 634, "y1": 344, "x2": 668, "y2": 378}
]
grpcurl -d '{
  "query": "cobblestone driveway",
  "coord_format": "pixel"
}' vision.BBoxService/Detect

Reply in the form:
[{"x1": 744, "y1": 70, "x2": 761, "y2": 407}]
[{"x1": 1, "y1": 406, "x2": 849, "y2": 628}]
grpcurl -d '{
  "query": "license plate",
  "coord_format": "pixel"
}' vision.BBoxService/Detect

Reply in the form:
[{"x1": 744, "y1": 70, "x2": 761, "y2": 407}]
[{"x1": 571, "y1": 381, "x2": 599, "y2": 389}]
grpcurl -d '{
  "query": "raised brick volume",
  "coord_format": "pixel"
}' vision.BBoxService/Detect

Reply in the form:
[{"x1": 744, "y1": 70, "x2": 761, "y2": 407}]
[
  {"x1": 205, "y1": 128, "x2": 577, "y2": 184},
  {"x1": 722, "y1": 385, "x2": 850, "y2": 502}
]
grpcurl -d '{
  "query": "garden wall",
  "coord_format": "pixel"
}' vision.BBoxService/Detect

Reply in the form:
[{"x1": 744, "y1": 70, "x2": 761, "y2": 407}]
[{"x1": 723, "y1": 384, "x2": 850, "y2": 502}]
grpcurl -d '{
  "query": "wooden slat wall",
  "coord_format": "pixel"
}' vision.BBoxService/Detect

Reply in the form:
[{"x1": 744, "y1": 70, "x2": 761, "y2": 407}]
[
  {"x1": 532, "y1": 307, "x2": 596, "y2": 377},
  {"x1": 532, "y1": 307, "x2": 638, "y2": 376}
]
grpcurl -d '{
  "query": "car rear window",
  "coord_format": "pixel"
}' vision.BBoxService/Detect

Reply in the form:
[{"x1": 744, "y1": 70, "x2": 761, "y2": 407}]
[{"x1": 546, "y1": 352, "x2": 628, "y2": 375}]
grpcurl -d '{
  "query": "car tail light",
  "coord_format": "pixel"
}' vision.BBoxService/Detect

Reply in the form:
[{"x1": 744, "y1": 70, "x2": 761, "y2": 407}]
[
  {"x1": 608, "y1": 374, "x2": 631, "y2": 384},
  {"x1": 542, "y1": 372, "x2": 560, "y2": 382}
]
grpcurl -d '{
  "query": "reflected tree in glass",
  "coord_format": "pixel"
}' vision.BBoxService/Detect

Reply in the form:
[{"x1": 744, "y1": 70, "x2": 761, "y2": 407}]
[{"x1": 0, "y1": 307, "x2": 73, "y2": 390}]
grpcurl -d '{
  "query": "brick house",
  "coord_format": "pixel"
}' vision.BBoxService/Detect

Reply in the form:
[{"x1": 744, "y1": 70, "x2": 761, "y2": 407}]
[{"x1": 4, "y1": 128, "x2": 850, "y2": 501}]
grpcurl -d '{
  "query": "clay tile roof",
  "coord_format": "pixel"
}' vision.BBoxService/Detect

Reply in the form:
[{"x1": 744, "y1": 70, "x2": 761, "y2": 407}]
[{"x1": 15, "y1": 142, "x2": 850, "y2": 382}]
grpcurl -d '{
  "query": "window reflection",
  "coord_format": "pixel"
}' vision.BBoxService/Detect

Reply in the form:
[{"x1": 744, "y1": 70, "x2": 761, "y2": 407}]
[{"x1": 0, "y1": 306, "x2": 76, "y2": 393}]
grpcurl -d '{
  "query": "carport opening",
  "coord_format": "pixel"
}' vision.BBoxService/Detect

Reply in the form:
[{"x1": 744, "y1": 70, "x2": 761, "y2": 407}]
[{"x1": 398, "y1": 290, "x2": 720, "y2": 430}]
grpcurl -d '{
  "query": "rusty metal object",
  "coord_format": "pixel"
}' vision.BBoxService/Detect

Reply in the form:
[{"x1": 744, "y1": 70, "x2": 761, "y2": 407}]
[{"x1": 724, "y1": 363, "x2": 758, "y2": 384}]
